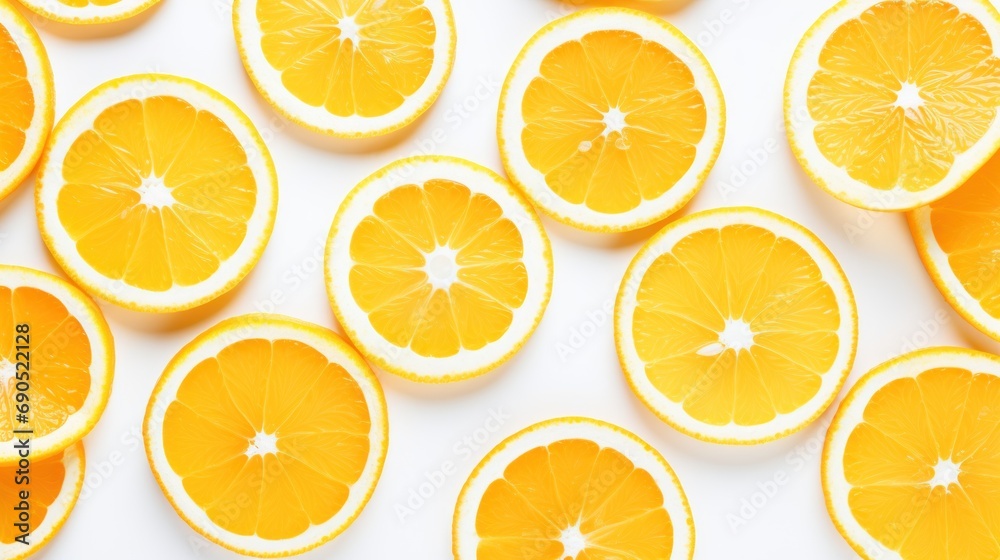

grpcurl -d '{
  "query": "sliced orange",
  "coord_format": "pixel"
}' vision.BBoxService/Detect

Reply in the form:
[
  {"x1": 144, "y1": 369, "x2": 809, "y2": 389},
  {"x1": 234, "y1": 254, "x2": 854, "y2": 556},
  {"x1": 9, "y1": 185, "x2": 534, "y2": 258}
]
[
  {"x1": 143, "y1": 314, "x2": 388, "y2": 557},
  {"x1": 615, "y1": 207, "x2": 857, "y2": 444},
  {"x1": 786, "y1": 0, "x2": 1000, "y2": 210},
  {"x1": 15, "y1": 0, "x2": 162, "y2": 24},
  {"x1": 35, "y1": 74, "x2": 278, "y2": 312},
  {"x1": 325, "y1": 156, "x2": 553, "y2": 382},
  {"x1": 824, "y1": 347, "x2": 1000, "y2": 559},
  {"x1": 498, "y1": 8, "x2": 725, "y2": 232},
  {"x1": 453, "y1": 417, "x2": 694, "y2": 560},
  {"x1": 234, "y1": 0, "x2": 456, "y2": 137},
  {"x1": 0, "y1": 2, "x2": 52, "y2": 202},
  {"x1": 0, "y1": 266, "x2": 112, "y2": 464},
  {"x1": 910, "y1": 150, "x2": 1000, "y2": 340},
  {"x1": 0, "y1": 442, "x2": 83, "y2": 560}
]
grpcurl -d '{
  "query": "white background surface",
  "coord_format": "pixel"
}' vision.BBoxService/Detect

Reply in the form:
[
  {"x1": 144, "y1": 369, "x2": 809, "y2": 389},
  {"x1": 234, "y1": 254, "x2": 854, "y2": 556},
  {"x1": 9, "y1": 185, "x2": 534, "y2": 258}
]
[{"x1": 2, "y1": 0, "x2": 998, "y2": 558}]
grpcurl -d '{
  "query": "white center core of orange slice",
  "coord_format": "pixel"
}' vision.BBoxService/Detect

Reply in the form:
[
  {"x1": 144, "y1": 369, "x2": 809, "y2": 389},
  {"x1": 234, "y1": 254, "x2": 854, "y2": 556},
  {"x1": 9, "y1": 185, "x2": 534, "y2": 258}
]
[
  {"x1": 0, "y1": 359, "x2": 15, "y2": 386},
  {"x1": 894, "y1": 82, "x2": 924, "y2": 112},
  {"x1": 246, "y1": 431, "x2": 279, "y2": 457},
  {"x1": 560, "y1": 525, "x2": 587, "y2": 557},
  {"x1": 424, "y1": 246, "x2": 459, "y2": 290},
  {"x1": 931, "y1": 458, "x2": 961, "y2": 490},
  {"x1": 697, "y1": 319, "x2": 757, "y2": 355},
  {"x1": 137, "y1": 177, "x2": 175, "y2": 208},
  {"x1": 602, "y1": 107, "x2": 628, "y2": 136},
  {"x1": 338, "y1": 15, "x2": 361, "y2": 45},
  {"x1": 719, "y1": 318, "x2": 755, "y2": 352}
]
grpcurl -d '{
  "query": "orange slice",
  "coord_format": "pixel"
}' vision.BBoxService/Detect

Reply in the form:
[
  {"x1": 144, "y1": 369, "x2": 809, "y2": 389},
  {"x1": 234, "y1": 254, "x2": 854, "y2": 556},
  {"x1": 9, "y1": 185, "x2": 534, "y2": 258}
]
[
  {"x1": 824, "y1": 347, "x2": 1000, "y2": 559},
  {"x1": 615, "y1": 207, "x2": 857, "y2": 444},
  {"x1": 498, "y1": 8, "x2": 725, "y2": 232},
  {"x1": 0, "y1": 442, "x2": 84, "y2": 560},
  {"x1": 786, "y1": 0, "x2": 1000, "y2": 210},
  {"x1": 0, "y1": 266, "x2": 112, "y2": 464},
  {"x1": 910, "y1": 150, "x2": 1000, "y2": 340},
  {"x1": 234, "y1": 0, "x2": 456, "y2": 137},
  {"x1": 325, "y1": 156, "x2": 553, "y2": 382},
  {"x1": 0, "y1": 2, "x2": 52, "y2": 202},
  {"x1": 453, "y1": 417, "x2": 694, "y2": 560},
  {"x1": 16, "y1": 0, "x2": 163, "y2": 24},
  {"x1": 35, "y1": 74, "x2": 278, "y2": 312},
  {"x1": 143, "y1": 314, "x2": 388, "y2": 557}
]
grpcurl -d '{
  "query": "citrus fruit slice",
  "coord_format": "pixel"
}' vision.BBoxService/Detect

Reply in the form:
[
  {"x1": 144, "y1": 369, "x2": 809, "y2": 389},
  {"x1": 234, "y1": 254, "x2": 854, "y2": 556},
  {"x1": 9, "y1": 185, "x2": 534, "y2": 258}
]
[
  {"x1": 16, "y1": 0, "x2": 163, "y2": 24},
  {"x1": 325, "y1": 156, "x2": 553, "y2": 383},
  {"x1": 786, "y1": 0, "x2": 1000, "y2": 211},
  {"x1": 0, "y1": 265, "x2": 113, "y2": 464},
  {"x1": 0, "y1": 441, "x2": 84, "y2": 560},
  {"x1": 824, "y1": 347, "x2": 1000, "y2": 559},
  {"x1": 234, "y1": 0, "x2": 456, "y2": 138},
  {"x1": 0, "y1": 2, "x2": 52, "y2": 202},
  {"x1": 498, "y1": 8, "x2": 725, "y2": 232},
  {"x1": 143, "y1": 314, "x2": 388, "y2": 557},
  {"x1": 909, "y1": 151, "x2": 1000, "y2": 341},
  {"x1": 615, "y1": 207, "x2": 857, "y2": 444},
  {"x1": 453, "y1": 417, "x2": 694, "y2": 560},
  {"x1": 35, "y1": 74, "x2": 278, "y2": 313}
]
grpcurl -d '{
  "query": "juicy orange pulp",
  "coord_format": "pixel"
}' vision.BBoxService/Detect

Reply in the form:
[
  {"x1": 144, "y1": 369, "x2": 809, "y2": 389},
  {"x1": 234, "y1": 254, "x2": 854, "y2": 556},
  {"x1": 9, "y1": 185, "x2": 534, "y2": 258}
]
[
  {"x1": 634, "y1": 224, "x2": 841, "y2": 426},
  {"x1": 162, "y1": 338, "x2": 372, "y2": 540},
  {"x1": 843, "y1": 367, "x2": 1000, "y2": 559},
  {"x1": 349, "y1": 180, "x2": 528, "y2": 358},
  {"x1": 521, "y1": 29, "x2": 707, "y2": 214},
  {"x1": 476, "y1": 438, "x2": 673, "y2": 560},
  {"x1": 0, "y1": 23, "x2": 34, "y2": 173},
  {"x1": 257, "y1": 0, "x2": 436, "y2": 117},
  {"x1": 927, "y1": 151, "x2": 1000, "y2": 317},
  {"x1": 0, "y1": 287, "x2": 91, "y2": 442},
  {"x1": 56, "y1": 96, "x2": 257, "y2": 292},
  {"x1": 807, "y1": 0, "x2": 1000, "y2": 191},
  {"x1": 0, "y1": 449, "x2": 66, "y2": 544}
]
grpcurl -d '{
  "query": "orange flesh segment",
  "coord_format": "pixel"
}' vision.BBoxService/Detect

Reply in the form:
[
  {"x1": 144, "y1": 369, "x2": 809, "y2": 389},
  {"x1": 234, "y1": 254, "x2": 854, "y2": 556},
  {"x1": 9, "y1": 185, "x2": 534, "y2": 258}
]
[
  {"x1": 475, "y1": 439, "x2": 674, "y2": 560},
  {"x1": 348, "y1": 180, "x2": 528, "y2": 358},
  {"x1": 807, "y1": 0, "x2": 1000, "y2": 191},
  {"x1": 256, "y1": 0, "x2": 436, "y2": 117},
  {"x1": 843, "y1": 367, "x2": 1000, "y2": 559},
  {"x1": 0, "y1": 22, "x2": 34, "y2": 173},
  {"x1": 927, "y1": 150, "x2": 1000, "y2": 318},
  {"x1": 0, "y1": 449, "x2": 66, "y2": 544},
  {"x1": 633, "y1": 224, "x2": 841, "y2": 427},
  {"x1": 56, "y1": 96, "x2": 257, "y2": 292},
  {"x1": 521, "y1": 29, "x2": 707, "y2": 214},
  {"x1": 162, "y1": 338, "x2": 372, "y2": 540},
  {"x1": 0, "y1": 286, "x2": 92, "y2": 441}
]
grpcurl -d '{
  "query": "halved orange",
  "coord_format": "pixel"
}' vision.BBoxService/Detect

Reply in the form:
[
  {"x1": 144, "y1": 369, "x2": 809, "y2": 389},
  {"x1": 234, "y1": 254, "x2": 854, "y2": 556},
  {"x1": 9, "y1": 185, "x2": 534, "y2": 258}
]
[
  {"x1": 0, "y1": 2, "x2": 52, "y2": 202},
  {"x1": 35, "y1": 74, "x2": 278, "y2": 312},
  {"x1": 325, "y1": 156, "x2": 553, "y2": 382},
  {"x1": 453, "y1": 417, "x2": 694, "y2": 560},
  {"x1": 615, "y1": 207, "x2": 857, "y2": 444},
  {"x1": 910, "y1": 149, "x2": 1000, "y2": 340},
  {"x1": 824, "y1": 347, "x2": 1000, "y2": 559},
  {"x1": 144, "y1": 314, "x2": 388, "y2": 557},
  {"x1": 0, "y1": 265, "x2": 113, "y2": 464},
  {"x1": 0, "y1": 442, "x2": 84, "y2": 560},
  {"x1": 786, "y1": 0, "x2": 1000, "y2": 210},
  {"x1": 234, "y1": 0, "x2": 456, "y2": 137}
]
